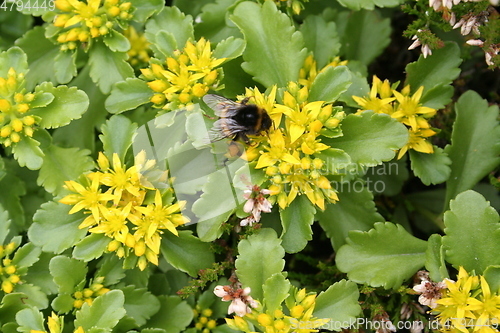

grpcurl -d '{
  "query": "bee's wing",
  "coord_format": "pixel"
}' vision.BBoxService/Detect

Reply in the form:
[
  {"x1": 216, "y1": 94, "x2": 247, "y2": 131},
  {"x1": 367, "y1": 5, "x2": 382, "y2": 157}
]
[
  {"x1": 203, "y1": 94, "x2": 242, "y2": 117},
  {"x1": 208, "y1": 118, "x2": 248, "y2": 142}
]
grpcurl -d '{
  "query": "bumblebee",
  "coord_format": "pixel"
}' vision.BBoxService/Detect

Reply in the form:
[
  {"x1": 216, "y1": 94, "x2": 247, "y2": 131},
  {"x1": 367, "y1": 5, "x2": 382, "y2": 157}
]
[{"x1": 203, "y1": 94, "x2": 273, "y2": 144}]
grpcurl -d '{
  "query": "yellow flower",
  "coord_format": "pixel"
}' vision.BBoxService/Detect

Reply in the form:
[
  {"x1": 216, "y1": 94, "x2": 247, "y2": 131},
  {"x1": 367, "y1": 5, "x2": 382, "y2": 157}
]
[
  {"x1": 391, "y1": 86, "x2": 436, "y2": 131},
  {"x1": 141, "y1": 38, "x2": 226, "y2": 112},
  {"x1": 124, "y1": 26, "x2": 152, "y2": 68},
  {"x1": 0, "y1": 242, "x2": 24, "y2": 293},
  {"x1": 299, "y1": 55, "x2": 348, "y2": 88},
  {"x1": 352, "y1": 76, "x2": 395, "y2": 114},
  {"x1": 397, "y1": 128, "x2": 436, "y2": 159}
]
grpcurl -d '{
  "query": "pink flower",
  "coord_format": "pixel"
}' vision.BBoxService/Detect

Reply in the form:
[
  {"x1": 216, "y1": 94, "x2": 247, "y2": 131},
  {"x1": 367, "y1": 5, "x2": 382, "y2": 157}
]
[
  {"x1": 241, "y1": 185, "x2": 272, "y2": 226},
  {"x1": 412, "y1": 272, "x2": 447, "y2": 309},
  {"x1": 213, "y1": 285, "x2": 258, "y2": 317}
]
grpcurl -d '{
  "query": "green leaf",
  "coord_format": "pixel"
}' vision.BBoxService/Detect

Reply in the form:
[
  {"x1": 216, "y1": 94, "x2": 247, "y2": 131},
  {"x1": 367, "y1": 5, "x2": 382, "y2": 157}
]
[
  {"x1": 38, "y1": 145, "x2": 94, "y2": 196},
  {"x1": 0, "y1": 294, "x2": 31, "y2": 327},
  {"x1": 363, "y1": 158, "x2": 408, "y2": 196},
  {"x1": 129, "y1": 0, "x2": 164, "y2": 22},
  {"x1": 14, "y1": 26, "x2": 59, "y2": 90},
  {"x1": 336, "y1": 222, "x2": 428, "y2": 289},
  {"x1": 262, "y1": 273, "x2": 290, "y2": 313},
  {"x1": 0, "y1": 206, "x2": 11, "y2": 245},
  {"x1": 235, "y1": 228, "x2": 285, "y2": 300},
  {"x1": 145, "y1": 296, "x2": 193, "y2": 333},
  {"x1": 317, "y1": 188, "x2": 384, "y2": 251},
  {"x1": 328, "y1": 111, "x2": 408, "y2": 167},
  {"x1": 314, "y1": 280, "x2": 361, "y2": 328},
  {"x1": 23, "y1": 252, "x2": 58, "y2": 295},
  {"x1": 31, "y1": 83, "x2": 89, "y2": 129},
  {"x1": 299, "y1": 15, "x2": 340, "y2": 68},
  {"x1": 49, "y1": 255, "x2": 87, "y2": 294},
  {"x1": 213, "y1": 37, "x2": 245, "y2": 61},
  {"x1": 406, "y1": 43, "x2": 461, "y2": 99},
  {"x1": 442, "y1": 190, "x2": 500, "y2": 274},
  {"x1": 74, "y1": 290, "x2": 126, "y2": 330},
  {"x1": 336, "y1": 10, "x2": 391, "y2": 66},
  {"x1": 12, "y1": 243, "x2": 41, "y2": 268},
  {"x1": 96, "y1": 255, "x2": 126, "y2": 285},
  {"x1": 52, "y1": 293, "x2": 76, "y2": 314},
  {"x1": 99, "y1": 115, "x2": 138, "y2": 162},
  {"x1": 15, "y1": 284, "x2": 48, "y2": 309},
  {"x1": 0, "y1": 46, "x2": 28, "y2": 76},
  {"x1": 483, "y1": 266, "x2": 500, "y2": 294},
  {"x1": 89, "y1": 41, "x2": 134, "y2": 94},
  {"x1": 105, "y1": 78, "x2": 153, "y2": 114},
  {"x1": 194, "y1": 0, "x2": 242, "y2": 44},
  {"x1": 11, "y1": 136, "x2": 44, "y2": 170},
  {"x1": 29, "y1": 201, "x2": 87, "y2": 253},
  {"x1": 0, "y1": 169, "x2": 25, "y2": 234},
  {"x1": 336, "y1": 0, "x2": 403, "y2": 10},
  {"x1": 444, "y1": 91, "x2": 500, "y2": 206},
  {"x1": 231, "y1": 1, "x2": 307, "y2": 88},
  {"x1": 145, "y1": 6, "x2": 194, "y2": 58},
  {"x1": 54, "y1": 50, "x2": 77, "y2": 84},
  {"x1": 121, "y1": 286, "x2": 161, "y2": 326},
  {"x1": 425, "y1": 234, "x2": 448, "y2": 282},
  {"x1": 15, "y1": 307, "x2": 45, "y2": 333},
  {"x1": 280, "y1": 195, "x2": 316, "y2": 253},
  {"x1": 409, "y1": 147, "x2": 451, "y2": 185},
  {"x1": 309, "y1": 66, "x2": 351, "y2": 103},
  {"x1": 73, "y1": 233, "x2": 111, "y2": 262},
  {"x1": 103, "y1": 30, "x2": 131, "y2": 53},
  {"x1": 161, "y1": 230, "x2": 215, "y2": 277}
]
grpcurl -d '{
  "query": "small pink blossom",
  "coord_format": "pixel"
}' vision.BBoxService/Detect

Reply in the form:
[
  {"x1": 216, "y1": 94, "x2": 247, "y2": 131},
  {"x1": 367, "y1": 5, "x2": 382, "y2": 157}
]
[
  {"x1": 241, "y1": 185, "x2": 272, "y2": 226},
  {"x1": 213, "y1": 285, "x2": 258, "y2": 317},
  {"x1": 412, "y1": 271, "x2": 447, "y2": 308}
]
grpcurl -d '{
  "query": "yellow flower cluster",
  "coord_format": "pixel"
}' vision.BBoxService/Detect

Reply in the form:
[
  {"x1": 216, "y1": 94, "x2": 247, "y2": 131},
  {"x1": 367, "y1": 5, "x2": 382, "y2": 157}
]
[
  {"x1": 59, "y1": 152, "x2": 189, "y2": 270},
  {"x1": 352, "y1": 76, "x2": 438, "y2": 159},
  {"x1": 226, "y1": 288, "x2": 328, "y2": 333},
  {"x1": 72, "y1": 277, "x2": 110, "y2": 309},
  {"x1": 31, "y1": 312, "x2": 85, "y2": 333},
  {"x1": 243, "y1": 84, "x2": 343, "y2": 210},
  {"x1": 52, "y1": 0, "x2": 134, "y2": 51},
  {"x1": 141, "y1": 38, "x2": 226, "y2": 112},
  {"x1": 0, "y1": 68, "x2": 37, "y2": 147},
  {"x1": 0, "y1": 242, "x2": 22, "y2": 293},
  {"x1": 299, "y1": 55, "x2": 348, "y2": 88},
  {"x1": 433, "y1": 267, "x2": 500, "y2": 333},
  {"x1": 193, "y1": 307, "x2": 218, "y2": 333},
  {"x1": 123, "y1": 26, "x2": 151, "y2": 70}
]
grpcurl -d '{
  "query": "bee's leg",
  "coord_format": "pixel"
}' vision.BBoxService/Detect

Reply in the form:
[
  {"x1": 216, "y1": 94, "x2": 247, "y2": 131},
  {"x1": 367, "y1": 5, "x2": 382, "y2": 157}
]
[
  {"x1": 239, "y1": 133, "x2": 251, "y2": 145},
  {"x1": 203, "y1": 114, "x2": 217, "y2": 120}
]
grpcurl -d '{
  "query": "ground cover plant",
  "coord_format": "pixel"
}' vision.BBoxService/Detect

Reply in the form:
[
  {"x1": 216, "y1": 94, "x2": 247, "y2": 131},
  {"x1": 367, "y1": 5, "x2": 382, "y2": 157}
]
[{"x1": 0, "y1": 0, "x2": 499, "y2": 332}]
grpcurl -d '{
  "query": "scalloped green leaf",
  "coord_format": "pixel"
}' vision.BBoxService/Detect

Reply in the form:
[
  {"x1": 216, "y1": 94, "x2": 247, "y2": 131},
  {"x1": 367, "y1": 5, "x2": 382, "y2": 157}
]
[
  {"x1": 15, "y1": 307, "x2": 45, "y2": 333},
  {"x1": 0, "y1": 46, "x2": 28, "y2": 77},
  {"x1": 29, "y1": 201, "x2": 87, "y2": 253},
  {"x1": 54, "y1": 49, "x2": 77, "y2": 84},
  {"x1": 11, "y1": 136, "x2": 44, "y2": 170},
  {"x1": 0, "y1": 206, "x2": 11, "y2": 245},
  {"x1": 406, "y1": 43, "x2": 461, "y2": 102},
  {"x1": 231, "y1": 1, "x2": 307, "y2": 88},
  {"x1": 442, "y1": 190, "x2": 500, "y2": 274},
  {"x1": 161, "y1": 230, "x2": 215, "y2": 277},
  {"x1": 309, "y1": 66, "x2": 351, "y2": 103},
  {"x1": 336, "y1": 0, "x2": 403, "y2": 10},
  {"x1": 12, "y1": 242, "x2": 41, "y2": 269},
  {"x1": 194, "y1": 0, "x2": 242, "y2": 44},
  {"x1": 0, "y1": 168, "x2": 25, "y2": 234},
  {"x1": 99, "y1": 115, "x2": 138, "y2": 162},
  {"x1": 483, "y1": 266, "x2": 500, "y2": 294},
  {"x1": 145, "y1": 6, "x2": 194, "y2": 59},
  {"x1": 74, "y1": 290, "x2": 126, "y2": 330},
  {"x1": 105, "y1": 78, "x2": 153, "y2": 114},
  {"x1": 103, "y1": 30, "x2": 131, "y2": 53},
  {"x1": 73, "y1": 233, "x2": 111, "y2": 262},
  {"x1": 49, "y1": 255, "x2": 87, "y2": 294},
  {"x1": 444, "y1": 91, "x2": 500, "y2": 206},
  {"x1": 327, "y1": 111, "x2": 408, "y2": 167},
  {"x1": 89, "y1": 41, "x2": 134, "y2": 94},
  {"x1": 363, "y1": 158, "x2": 409, "y2": 196},
  {"x1": 145, "y1": 296, "x2": 193, "y2": 333},
  {"x1": 314, "y1": 280, "x2": 361, "y2": 328},
  {"x1": 425, "y1": 234, "x2": 448, "y2": 282},
  {"x1": 336, "y1": 10, "x2": 390, "y2": 66},
  {"x1": 235, "y1": 228, "x2": 285, "y2": 300},
  {"x1": 15, "y1": 26, "x2": 59, "y2": 90},
  {"x1": 409, "y1": 146, "x2": 451, "y2": 186},
  {"x1": 213, "y1": 37, "x2": 245, "y2": 61},
  {"x1": 121, "y1": 286, "x2": 161, "y2": 326},
  {"x1": 336, "y1": 222, "x2": 428, "y2": 289},
  {"x1": 317, "y1": 188, "x2": 384, "y2": 251},
  {"x1": 15, "y1": 284, "x2": 48, "y2": 309},
  {"x1": 129, "y1": 0, "x2": 165, "y2": 22},
  {"x1": 23, "y1": 252, "x2": 58, "y2": 295},
  {"x1": 0, "y1": 294, "x2": 31, "y2": 327},
  {"x1": 299, "y1": 15, "x2": 340, "y2": 68},
  {"x1": 31, "y1": 83, "x2": 89, "y2": 129},
  {"x1": 262, "y1": 273, "x2": 290, "y2": 313},
  {"x1": 280, "y1": 195, "x2": 316, "y2": 253},
  {"x1": 38, "y1": 145, "x2": 94, "y2": 196}
]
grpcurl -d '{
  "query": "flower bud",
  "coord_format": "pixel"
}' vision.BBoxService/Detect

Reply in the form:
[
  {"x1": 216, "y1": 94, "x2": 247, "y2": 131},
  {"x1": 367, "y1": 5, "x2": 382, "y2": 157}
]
[
  {"x1": 134, "y1": 240, "x2": 146, "y2": 257},
  {"x1": 137, "y1": 256, "x2": 148, "y2": 271},
  {"x1": 257, "y1": 313, "x2": 273, "y2": 326},
  {"x1": 108, "y1": 6, "x2": 120, "y2": 17},
  {"x1": 0, "y1": 99, "x2": 11, "y2": 112}
]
